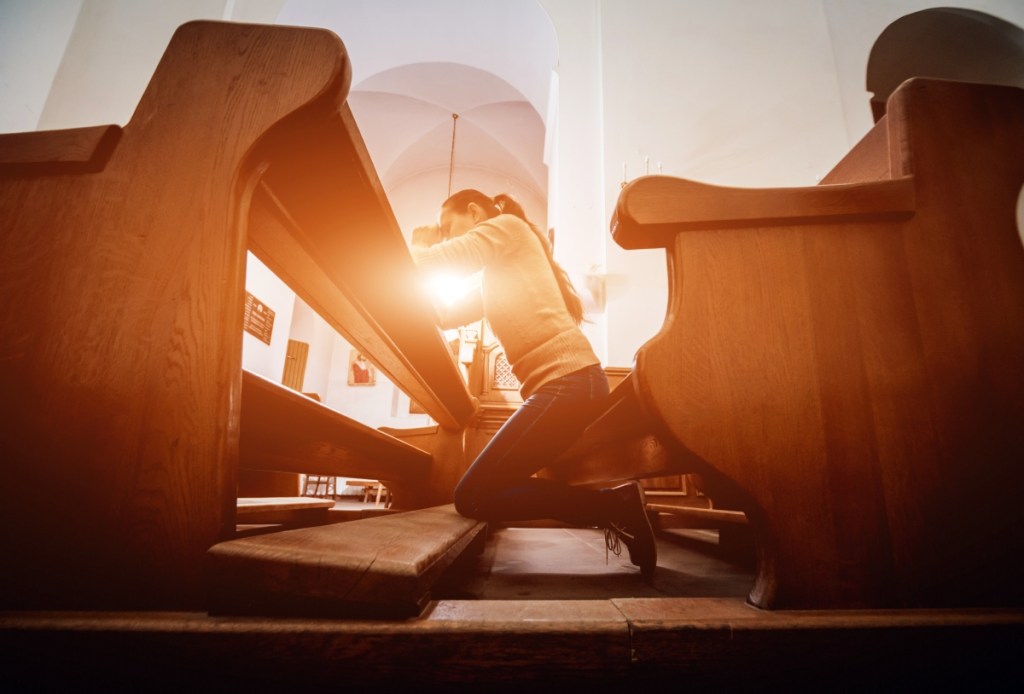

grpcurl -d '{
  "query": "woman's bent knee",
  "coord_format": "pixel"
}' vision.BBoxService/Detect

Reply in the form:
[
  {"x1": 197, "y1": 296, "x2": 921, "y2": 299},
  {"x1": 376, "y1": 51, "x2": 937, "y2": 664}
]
[{"x1": 453, "y1": 481, "x2": 483, "y2": 519}]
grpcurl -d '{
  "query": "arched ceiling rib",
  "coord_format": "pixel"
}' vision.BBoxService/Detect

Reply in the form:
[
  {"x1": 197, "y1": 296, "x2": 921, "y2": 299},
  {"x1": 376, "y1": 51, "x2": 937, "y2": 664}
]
[
  {"x1": 348, "y1": 62, "x2": 545, "y2": 193},
  {"x1": 277, "y1": 0, "x2": 555, "y2": 228}
]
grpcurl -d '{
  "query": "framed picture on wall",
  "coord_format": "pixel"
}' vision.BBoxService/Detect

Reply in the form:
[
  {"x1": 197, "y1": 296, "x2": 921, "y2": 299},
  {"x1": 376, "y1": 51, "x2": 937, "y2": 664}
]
[{"x1": 348, "y1": 350, "x2": 375, "y2": 386}]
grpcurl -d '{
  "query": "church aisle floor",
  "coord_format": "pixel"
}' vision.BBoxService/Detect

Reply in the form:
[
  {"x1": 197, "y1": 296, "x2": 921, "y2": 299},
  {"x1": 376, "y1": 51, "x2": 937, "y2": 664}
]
[
  {"x1": 6, "y1": 512, "x2": 1019, "y2": 690},
  {"x1": 433, "y1": 524, "x2": 756, "y2": 601}
]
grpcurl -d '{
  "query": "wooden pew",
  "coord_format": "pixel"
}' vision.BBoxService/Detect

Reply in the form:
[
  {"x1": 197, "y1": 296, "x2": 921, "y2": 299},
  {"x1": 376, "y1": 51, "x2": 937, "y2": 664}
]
[
  {"x1": 548, "y1": 78, "x2": 1024, "y2": 610},
  {"x1": 0, "y1": 20, "x2": 480, "y2": 612}
]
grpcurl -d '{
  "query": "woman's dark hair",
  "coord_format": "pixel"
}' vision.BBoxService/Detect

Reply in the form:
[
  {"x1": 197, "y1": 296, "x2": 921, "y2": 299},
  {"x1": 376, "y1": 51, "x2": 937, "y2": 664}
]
[{"x1": 441, "y1": 189, "x2": 586, "y2": 325}]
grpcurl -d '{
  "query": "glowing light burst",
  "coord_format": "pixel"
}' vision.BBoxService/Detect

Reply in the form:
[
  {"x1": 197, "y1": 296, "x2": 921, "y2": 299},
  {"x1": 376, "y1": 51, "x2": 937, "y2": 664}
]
[{"x1": 425, "y1": 272, "x2": 479, "y2": 307}]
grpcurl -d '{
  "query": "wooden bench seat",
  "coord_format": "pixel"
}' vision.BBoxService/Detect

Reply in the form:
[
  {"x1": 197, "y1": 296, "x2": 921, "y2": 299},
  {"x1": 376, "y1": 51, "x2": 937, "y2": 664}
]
[
  {"x1": 236, "y1": 497, "x2": 334, "y2": 526},
  {"x1": 240, "y1": 369, "x2": 432, "y2": 483},
  {"x1": 207, "y1": 504, "x2": 486, "y2": 618}
]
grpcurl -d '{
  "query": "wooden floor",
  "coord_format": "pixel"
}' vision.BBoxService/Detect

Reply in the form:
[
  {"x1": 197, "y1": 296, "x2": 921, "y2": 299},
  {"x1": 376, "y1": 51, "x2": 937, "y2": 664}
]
[{"x1": 3, "y1": 513, "x2": 1022, "y2": 689}]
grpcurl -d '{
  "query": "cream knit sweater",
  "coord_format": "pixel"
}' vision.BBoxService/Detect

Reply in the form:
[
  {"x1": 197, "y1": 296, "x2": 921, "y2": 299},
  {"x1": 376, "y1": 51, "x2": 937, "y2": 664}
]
[{"x1": 412, "y1": 214, "x2": 599, "y2": 398}]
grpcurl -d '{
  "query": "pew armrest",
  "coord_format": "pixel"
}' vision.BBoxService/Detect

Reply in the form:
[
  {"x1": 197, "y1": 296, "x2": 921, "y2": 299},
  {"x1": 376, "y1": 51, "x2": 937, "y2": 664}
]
[
  {"x1": 611, "y1": 175, "x2": 916, "y2": 250},
  {"x1": 0, "y1": 125, "x2": 122, "y2": 175}
]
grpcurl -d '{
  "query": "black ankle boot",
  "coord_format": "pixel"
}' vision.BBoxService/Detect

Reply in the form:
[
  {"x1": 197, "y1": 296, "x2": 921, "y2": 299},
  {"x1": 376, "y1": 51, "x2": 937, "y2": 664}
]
[{"x1": 602, "y1": 481, "x2": 657, "y2": 581}]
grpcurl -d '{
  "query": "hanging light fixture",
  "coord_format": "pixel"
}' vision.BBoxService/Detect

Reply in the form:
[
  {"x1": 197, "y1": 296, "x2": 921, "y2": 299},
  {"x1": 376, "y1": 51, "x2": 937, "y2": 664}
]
[{"x1": 447, "y1": 113, "x2": 459, "y2": 197}]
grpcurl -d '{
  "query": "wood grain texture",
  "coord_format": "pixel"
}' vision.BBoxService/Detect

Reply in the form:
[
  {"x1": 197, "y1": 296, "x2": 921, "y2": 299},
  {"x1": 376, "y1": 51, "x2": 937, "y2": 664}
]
[
  {"x1": 249, "y1": 167, "x2": 475, "y2": 431},
  {"x1": 207, "y1": 504, "x2": 486, "y2": 617},
  {"x1": 0, "y1": 21, "x2": 349, "y2": 608},
  {"x1": 819, "y1": 113, "x2": 893, "y2": 185},
  {"x1": 236, "y1": 496, "x2": 334, "y2": 525},
  {"x1": 614, "y1": 79, "x2": 1024, "y2": 609},
  {"x1": 612, "y1": 174, "x2": 915, "y2": 250},
  {"x1": 239, "y1": 368, "x2": 432, "y2": 481},
  {"x1": 236, "y1": 497, "x2": 335, "y2": 514}
]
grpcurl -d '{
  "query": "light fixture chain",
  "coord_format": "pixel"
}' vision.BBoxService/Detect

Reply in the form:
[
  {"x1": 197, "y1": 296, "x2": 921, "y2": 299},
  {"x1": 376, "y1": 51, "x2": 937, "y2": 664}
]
[{"x1": 448, "y1": 113, "x2": 459, "y2": 197}]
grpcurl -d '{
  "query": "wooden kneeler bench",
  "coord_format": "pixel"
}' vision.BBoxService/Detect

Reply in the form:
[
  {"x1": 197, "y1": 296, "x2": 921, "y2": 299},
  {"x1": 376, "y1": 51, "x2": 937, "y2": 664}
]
[{"x1": 208, "y1": 505, "x2": 486, "y2": 618}]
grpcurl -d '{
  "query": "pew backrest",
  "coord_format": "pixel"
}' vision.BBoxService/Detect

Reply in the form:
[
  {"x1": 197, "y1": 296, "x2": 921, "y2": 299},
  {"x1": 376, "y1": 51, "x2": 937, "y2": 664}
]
[{"x1": 605, "y1": 78, "x2": 1024, "y2": 609}]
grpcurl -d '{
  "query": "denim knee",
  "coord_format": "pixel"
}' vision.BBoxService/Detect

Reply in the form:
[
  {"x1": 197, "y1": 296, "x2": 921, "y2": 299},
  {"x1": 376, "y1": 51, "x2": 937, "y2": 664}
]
[{"x1": 453, "y1": 477, "x2": 483, "y2": 519}]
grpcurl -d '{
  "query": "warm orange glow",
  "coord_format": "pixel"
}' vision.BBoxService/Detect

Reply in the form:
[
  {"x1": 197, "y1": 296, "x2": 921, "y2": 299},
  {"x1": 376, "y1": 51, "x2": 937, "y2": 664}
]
[{"x1": 425, "y1": 272, "x2": 478, "y2": 307}]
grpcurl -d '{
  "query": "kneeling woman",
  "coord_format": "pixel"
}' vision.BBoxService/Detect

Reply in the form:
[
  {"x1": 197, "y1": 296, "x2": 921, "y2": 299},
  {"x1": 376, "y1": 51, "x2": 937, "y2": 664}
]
[{"x1": 411, "y1": 189, "x2": 656, "y2": 580}]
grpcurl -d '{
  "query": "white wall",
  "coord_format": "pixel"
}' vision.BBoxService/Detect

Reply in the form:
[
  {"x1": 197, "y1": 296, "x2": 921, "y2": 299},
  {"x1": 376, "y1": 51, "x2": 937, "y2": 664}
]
[
  {"x1": 821, "y1": 0, "x2": 1024, "y2": 145},
  {"x1": 539, "y1": 0, "x2": 1024, "y2": 366},
  {"x1": 594, "y1": 0, "x2": 852, "y2": 365},
  {"x1": 242, "y1": 253, "x2": 296, "y2": 382},
  {"x1": 12, "y1": 0, "x2": 283, "y2": 132},
  {"x1": 537, "y1": 0, "x2": 609, "y2": 361},
  {"x1": 38, "y1": 0, "x2": 227, "y2": 130},
  {"x1": 0, "y1": 0, "x2": 83, "y2": 133},
  {"x1": 323, "y1": 334, "x2": 433, "y2": 429}
]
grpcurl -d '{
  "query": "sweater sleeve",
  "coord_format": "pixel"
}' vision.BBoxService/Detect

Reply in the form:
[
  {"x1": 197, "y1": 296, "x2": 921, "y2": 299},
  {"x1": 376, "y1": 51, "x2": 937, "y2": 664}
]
[
  {"x1": 410, "y1": 217, "x2": 519, "y2": 277},
  {"x1": 436, "y1": 287, "x2": 484, "y2": 330}
]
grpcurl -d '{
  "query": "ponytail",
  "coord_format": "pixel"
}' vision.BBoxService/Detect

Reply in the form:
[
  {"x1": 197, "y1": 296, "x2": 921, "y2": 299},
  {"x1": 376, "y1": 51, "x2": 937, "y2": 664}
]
[
  {"x1": 492, "y1": 194, "x2": 585, "y2": 326},
  {"x1": 443, "y1": 189, "x2": 586, "y2": 325}
]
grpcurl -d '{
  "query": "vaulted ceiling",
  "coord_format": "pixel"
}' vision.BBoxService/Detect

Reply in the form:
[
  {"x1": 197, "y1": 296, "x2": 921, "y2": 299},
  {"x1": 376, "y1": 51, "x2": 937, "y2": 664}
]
[{"x1": 278, "y1": 0, "x2": 558, "y2": 231}]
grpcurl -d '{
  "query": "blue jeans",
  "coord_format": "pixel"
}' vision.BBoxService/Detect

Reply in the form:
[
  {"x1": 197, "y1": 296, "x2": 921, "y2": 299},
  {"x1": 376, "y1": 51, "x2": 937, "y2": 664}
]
[{"x1": 453, "y1": 363, "x2": 611, "y2": 525}]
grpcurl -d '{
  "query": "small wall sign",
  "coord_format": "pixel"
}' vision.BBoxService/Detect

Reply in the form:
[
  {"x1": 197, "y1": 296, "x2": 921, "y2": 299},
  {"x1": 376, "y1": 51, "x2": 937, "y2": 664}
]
[{"x1": 243, "y1": 292, "x2": 275, "y2": 345}]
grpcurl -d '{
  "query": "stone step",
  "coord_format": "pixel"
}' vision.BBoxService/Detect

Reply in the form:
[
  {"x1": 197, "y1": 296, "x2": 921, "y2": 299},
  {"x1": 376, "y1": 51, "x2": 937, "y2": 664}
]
[{"x1": 207, "y1": 504, "x2": 486, "y2": 618}]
